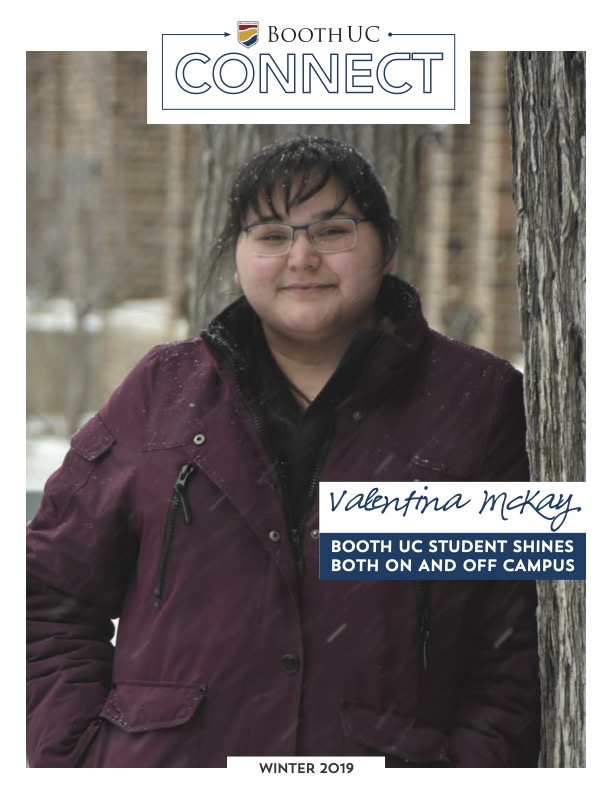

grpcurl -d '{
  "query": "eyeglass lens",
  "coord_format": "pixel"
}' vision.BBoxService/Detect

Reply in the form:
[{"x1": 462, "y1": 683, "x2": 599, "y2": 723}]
[{"x1": 246, "y1": 218, "x2": 357, "y2": 255}]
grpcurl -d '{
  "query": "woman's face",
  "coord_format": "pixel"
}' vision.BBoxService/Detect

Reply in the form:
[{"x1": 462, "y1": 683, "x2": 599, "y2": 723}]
[{"x1": 234, "y1": 178, "x2": 395, "y2": 350}]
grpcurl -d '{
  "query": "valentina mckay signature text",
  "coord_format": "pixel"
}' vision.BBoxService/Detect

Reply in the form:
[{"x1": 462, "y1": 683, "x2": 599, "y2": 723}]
[{"x1": 328, "y1": 486, "x2": 581, "y2": 532}]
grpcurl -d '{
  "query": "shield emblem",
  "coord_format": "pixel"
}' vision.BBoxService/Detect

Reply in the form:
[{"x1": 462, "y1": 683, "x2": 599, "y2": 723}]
[{"x1": 238, "y1": 21, "x2": 258, "y2": 48}]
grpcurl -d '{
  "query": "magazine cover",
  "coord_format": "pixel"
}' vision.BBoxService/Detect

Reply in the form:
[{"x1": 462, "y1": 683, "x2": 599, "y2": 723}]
[{"x1": 20, "y1": 3, "x2": 596, "y2": 788}]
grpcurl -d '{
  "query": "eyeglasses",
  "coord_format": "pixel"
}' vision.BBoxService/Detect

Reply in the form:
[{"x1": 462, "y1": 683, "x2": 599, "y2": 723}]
[{"x1": 241, "y1": 217, "x2": 369, "y2": 256}]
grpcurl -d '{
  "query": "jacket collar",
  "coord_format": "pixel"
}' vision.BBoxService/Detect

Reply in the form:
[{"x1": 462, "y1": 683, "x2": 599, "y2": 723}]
[{"x1": 203, "y1": 274, "x2": 429, "y2": 369}]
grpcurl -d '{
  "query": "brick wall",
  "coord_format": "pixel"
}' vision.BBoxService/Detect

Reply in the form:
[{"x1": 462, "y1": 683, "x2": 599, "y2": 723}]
[{"x1": 27, "y1": 51, "x2": 524, "y2": 430}]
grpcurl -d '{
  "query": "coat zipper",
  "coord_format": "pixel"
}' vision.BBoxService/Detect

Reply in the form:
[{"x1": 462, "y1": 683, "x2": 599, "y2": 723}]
[
  {"x1": 241, "y1": 387, "x2": 307, "y2": 572},
  {"x1": 154, "y1": 463, "x2": 196, "y2": 608},
  {"x1": 202, "y1": 328, "x2": 379, "y2": 575},
  {"x1": 202, "y1": 332, "x2": 305, "y2": 569},
  {"x1": 415, "y1": 580, "x2": 430, "y2": 670},
  {"x1": 291, "y1": 415, "x2": 335, "y2": 573}
]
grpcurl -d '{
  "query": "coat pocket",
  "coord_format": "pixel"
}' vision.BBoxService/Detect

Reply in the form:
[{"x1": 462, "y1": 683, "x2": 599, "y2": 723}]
[
  {"x1": 42, "y1": 414, "x2": 116, "y2": 525},
  {"x1": 85, "y1": 679, "x2": 207, "y2": 767},
  {"x1": 339, "y1": 700, "x2": 450, "y2": 767},
  {"x1": 74, "y1": 717, "x2": 103, "y2": 767}
]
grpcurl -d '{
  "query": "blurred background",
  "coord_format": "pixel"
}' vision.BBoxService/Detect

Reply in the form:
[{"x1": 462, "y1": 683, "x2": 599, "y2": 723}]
[{"x1": 27, "y1": 50, "x2": 522, "y2": 495}]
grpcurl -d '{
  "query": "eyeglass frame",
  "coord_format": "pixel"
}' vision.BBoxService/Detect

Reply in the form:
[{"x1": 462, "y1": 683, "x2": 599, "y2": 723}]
[{"x1": 240, "y1": 216, "x2": 370, "y2": 257}]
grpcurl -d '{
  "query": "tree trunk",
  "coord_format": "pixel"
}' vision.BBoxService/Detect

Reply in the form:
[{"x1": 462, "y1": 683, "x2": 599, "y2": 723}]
[{"x1": 507, "y1": 51, "x2": 586, "y2": 768}]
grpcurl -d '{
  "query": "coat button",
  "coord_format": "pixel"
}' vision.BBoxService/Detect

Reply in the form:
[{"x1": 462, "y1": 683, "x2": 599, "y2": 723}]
[
  {"x1": 193, "y1": 433, "x2": 206, "y2": 445},
  {"x1": 352, "y1": 410, "x2": 363, "y2": 422},
  {"x1": 280, "y1": 654, "x2": 300, "y2": 675},
  {"x1": 310, "y1": 529, "x2": 319, "y2": 540},
  {"x1": 268, "y1": 530, "x2": 281, "y2": 543}
]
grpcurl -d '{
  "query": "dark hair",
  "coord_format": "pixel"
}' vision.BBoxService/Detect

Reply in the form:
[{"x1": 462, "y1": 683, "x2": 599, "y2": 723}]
[{"x1": 211, "y1": 136, "x2": 401, "y2": 270}]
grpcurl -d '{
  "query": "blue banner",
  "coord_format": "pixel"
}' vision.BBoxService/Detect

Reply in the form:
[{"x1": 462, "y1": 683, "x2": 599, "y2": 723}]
[{"x1": 319, "y1": 532, "x2": 585, "y2": 580}]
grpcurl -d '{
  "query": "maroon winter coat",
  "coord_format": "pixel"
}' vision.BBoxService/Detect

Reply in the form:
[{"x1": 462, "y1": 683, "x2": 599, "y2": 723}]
[{"x1": 27, "y1": 277, "x2": 540, "y2": 768}]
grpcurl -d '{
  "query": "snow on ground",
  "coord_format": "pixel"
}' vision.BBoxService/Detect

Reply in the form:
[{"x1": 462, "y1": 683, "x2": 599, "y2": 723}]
[
  {"x1": 26, "y1": 433, "x2": 70, "y2": 491},
  {"x1": 27, "y1": 297, "x2": 189, "y2": 492}
]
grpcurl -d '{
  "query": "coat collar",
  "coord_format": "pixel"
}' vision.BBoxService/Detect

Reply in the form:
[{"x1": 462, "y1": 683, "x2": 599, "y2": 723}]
[{"x1": 202, "y1": 274, "x2": 430, "y2": 383}]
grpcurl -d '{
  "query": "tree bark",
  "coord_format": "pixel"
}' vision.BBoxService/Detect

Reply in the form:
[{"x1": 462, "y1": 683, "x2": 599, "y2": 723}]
[{"x1": 507, "y1": 51, "x2": 586, "y2": 768}]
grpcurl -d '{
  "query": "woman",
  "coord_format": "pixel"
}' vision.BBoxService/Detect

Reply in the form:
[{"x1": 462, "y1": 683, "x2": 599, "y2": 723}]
[{"x1": 27, "y1": 136, "x2": 540, "y2": 768}]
